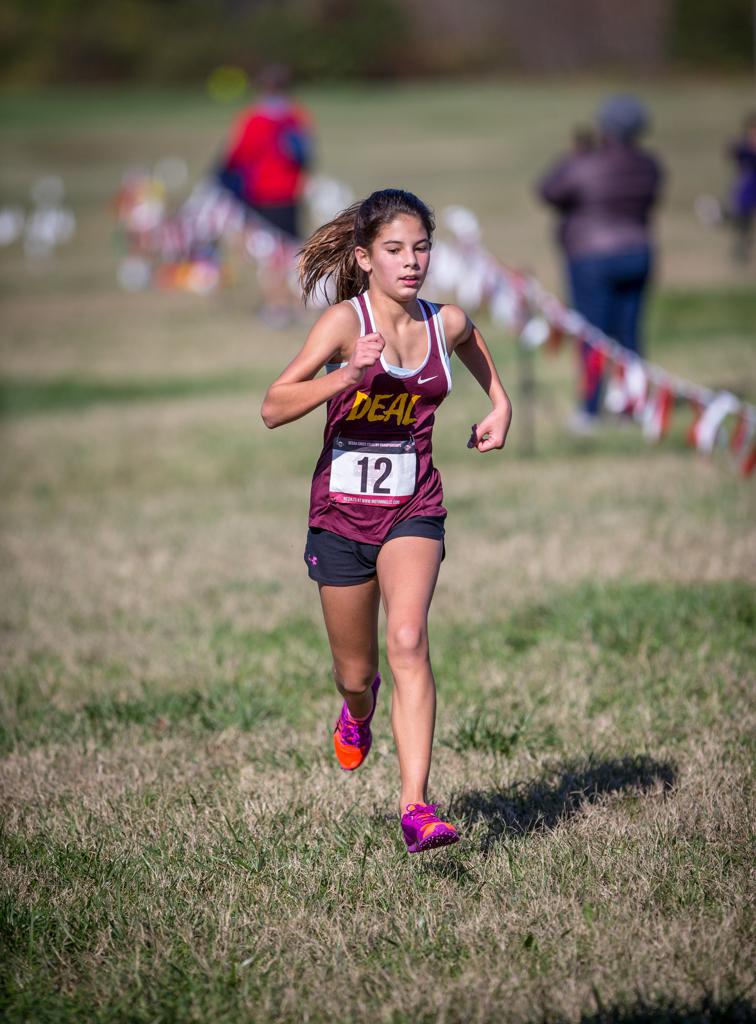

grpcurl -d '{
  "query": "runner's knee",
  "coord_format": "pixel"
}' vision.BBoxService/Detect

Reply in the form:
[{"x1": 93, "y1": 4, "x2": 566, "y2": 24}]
[
  {"x1": 386, "y1": 621, "x2": 428, "y2": 666},
  {"x1": 332, "y1": 662, "x2": 377, "y2": 696}
]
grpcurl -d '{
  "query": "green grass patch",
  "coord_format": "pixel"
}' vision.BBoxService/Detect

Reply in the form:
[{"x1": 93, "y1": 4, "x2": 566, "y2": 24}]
[
  {"x1": 4, "y1": 581, "x2": 752, "y2": 759},
  {"x1": 0, "y1": 618, "x2": 330, "y2": 754},
  {"x1": 647, "y1": 288, "x2": 756, "y2": 348},
  {"x1": 0, "y1": 672, "x2": 282, "y2": 753},
  {"x1": 434, "y1": 578, "x2": 754, "y2": 674},
  {"x1": 446, "y1": 707, "x2": 530, "y2": 757},
  {"x1": 0, "y1": 372, "x2": 264, "y2": 418},
  {"x1": 434, "y1": 579, "x2": 754, "y2": 754}
]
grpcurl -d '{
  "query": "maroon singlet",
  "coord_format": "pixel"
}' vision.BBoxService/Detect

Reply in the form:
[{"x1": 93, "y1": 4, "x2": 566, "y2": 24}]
[{"x1": 308, "y1": 292, "x2": 453, "y2": 545}]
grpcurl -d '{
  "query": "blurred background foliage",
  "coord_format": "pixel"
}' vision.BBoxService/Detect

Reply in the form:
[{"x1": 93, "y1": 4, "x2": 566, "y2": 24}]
[{"x1": 1, "y1": 0, "x2": 753, "y2": 87}]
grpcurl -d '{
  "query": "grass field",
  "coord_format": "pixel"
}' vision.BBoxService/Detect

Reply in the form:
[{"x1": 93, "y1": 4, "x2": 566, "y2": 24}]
[{"x1": 1, "y1": 80, "x2": 755, "y2": 1023}]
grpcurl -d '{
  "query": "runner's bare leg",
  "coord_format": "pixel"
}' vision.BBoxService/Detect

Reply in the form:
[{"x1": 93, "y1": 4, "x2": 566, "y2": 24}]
[
  {"x1": 377, "y1": 535, "x2": 443, "y2": 810},
  {"x1": 318, "y1": 578, "x2": 381, "y2": 719}
]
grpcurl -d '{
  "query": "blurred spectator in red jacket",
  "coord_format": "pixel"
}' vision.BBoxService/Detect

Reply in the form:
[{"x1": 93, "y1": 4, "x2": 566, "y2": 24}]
[{"x1": 218, "y1": 64, "x2": 314, "y2": 324}]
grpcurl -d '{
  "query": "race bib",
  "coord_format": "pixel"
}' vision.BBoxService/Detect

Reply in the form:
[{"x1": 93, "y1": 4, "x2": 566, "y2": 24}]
[{"x1": 329, "y1": 435, "x2": 417, "y2": 507}]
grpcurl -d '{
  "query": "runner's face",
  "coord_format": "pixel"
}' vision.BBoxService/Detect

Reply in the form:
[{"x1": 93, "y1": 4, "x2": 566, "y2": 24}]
[{"x1": 357, "y1": 214, "x2": 431, "y2": 300}]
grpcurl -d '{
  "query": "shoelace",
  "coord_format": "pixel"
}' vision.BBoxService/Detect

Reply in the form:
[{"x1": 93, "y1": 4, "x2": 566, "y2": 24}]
[
  {"x1": 338, "y1": 710, "x2": 368, "y2": 746},
  {"x1": 406, "y1": 803, "x2": 439, "y2": 824}
]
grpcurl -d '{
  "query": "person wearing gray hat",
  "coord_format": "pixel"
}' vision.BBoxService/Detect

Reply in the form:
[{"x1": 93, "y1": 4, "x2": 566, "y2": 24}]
[
  {"x1": 537, "y1": 95, "x2": 664, "y2": 434},
  {"x1": 597, "y1": 94, "x2": 649, "y2": 141}
]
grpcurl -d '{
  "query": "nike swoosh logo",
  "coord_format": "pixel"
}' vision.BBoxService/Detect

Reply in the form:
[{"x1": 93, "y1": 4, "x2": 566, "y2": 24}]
[{"x1": 417, "y1": 374, "x2": 437, "y2": 385}]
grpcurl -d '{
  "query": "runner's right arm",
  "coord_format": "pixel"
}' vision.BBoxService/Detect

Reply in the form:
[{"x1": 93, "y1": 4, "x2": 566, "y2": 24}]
[{"x1": 261, "y1": 303, "x2": 384, "y2": 428}]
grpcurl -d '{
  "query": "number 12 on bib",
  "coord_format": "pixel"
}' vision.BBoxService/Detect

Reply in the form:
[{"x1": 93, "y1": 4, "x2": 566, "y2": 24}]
[{"x1": 329, "y1": 435, "x2": 418, "y2": 507}]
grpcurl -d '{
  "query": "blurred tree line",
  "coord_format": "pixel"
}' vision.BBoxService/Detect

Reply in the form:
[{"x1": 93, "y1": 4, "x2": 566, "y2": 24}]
[{"x1": 1, "y1": 0, "x2": 753, "y2": 86}]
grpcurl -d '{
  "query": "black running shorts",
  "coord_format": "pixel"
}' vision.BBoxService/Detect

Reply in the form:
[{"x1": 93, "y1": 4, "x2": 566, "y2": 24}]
[{"x1": 304, "y1": 515, "x2": 446, "y2": 587}]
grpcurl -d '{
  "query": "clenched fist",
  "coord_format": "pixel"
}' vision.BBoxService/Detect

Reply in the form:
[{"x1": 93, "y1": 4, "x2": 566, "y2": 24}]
[{"x1": 343, "y1": 332, "x2": 385, "y2": 386}]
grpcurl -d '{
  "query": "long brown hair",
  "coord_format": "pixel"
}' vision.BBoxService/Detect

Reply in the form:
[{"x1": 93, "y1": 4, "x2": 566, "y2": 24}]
[{"x1": 298, "y1": 188, "x2": 435, "y2": 305}]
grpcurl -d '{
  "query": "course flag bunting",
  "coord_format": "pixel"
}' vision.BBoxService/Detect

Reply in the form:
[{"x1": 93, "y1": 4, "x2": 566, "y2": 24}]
[{"x1": 433, "y1": 204, "x2": 756, "y2": 477}]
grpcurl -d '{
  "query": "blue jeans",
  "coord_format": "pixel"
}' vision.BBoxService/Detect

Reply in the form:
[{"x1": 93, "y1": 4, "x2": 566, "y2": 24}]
[{"x1": 567, "y1": 246, "x2": 652, "y2": 415}]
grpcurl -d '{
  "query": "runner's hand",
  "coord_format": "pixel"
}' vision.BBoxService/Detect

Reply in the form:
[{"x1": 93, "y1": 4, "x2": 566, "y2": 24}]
[
  {"x1": 468, "y1": 407, "x2": 509, "y2": 452},
  {"x1": 343, "y1": 333, "x2": 385, "y2": 386}
]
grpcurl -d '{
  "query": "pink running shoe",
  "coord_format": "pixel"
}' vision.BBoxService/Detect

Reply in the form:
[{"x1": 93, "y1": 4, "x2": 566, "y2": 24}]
[
  {"x1": 401, "y1": 803, "x2": 460, "y2": 853},
  {"x1": 333, "y1": 673, "x2": 381, "y2": 771}
]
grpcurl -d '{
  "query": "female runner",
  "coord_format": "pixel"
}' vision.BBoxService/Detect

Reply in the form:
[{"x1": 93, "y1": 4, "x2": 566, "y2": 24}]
[{"x1": 261, "y1": 189, "x2": 511, "y2": 852}]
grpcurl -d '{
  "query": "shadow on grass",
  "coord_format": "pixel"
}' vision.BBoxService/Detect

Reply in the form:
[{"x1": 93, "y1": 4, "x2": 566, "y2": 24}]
[
  {"x1": 454, "y1": 753, "x2": 676, "y2": 852},
  {"x1": 419, "y1": 857, "x2": 477, "y2": 884},
  {"x1": 562, "y1": 993, "x2": 754, "y2": 1024}
]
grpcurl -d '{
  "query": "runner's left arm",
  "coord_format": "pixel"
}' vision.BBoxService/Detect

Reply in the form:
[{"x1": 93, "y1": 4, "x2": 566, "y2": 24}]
[{"x1": 443, "y1": 305, "x2": 512, "y2": 453}]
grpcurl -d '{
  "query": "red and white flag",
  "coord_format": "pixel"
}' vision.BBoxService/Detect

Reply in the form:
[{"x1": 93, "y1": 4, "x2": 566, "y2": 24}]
[
  {"x1": 733, "y1": 416, "x2": 756, "y2": 476},
  {"x1": 603, "y1": 363, "x2": 627, "y2": 414},
  {"x1": 730, "y1": 411, "x2": 749, "y2": 455},
  {"x1": 641, "y1": 384, "x2": 675, "y2": 442},
  {"x1": 691, "y1": 392, "x2": 741, "y2": 453},
  {"x1": 604, "y1": 357, "x2": 647, "y2": 416},
  {"x1": 626, "y1": 359, "x2": 648, "y2": 418}
]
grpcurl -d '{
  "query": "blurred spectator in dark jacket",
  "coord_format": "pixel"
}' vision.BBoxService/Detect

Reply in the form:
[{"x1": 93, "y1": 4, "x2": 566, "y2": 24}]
[
  {"x1": 538, "y1": 95, "x2": 664, "y2": 433},
  {"x1": 727, "y1": 111, "x2": 756, "y2": 263}
]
